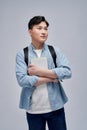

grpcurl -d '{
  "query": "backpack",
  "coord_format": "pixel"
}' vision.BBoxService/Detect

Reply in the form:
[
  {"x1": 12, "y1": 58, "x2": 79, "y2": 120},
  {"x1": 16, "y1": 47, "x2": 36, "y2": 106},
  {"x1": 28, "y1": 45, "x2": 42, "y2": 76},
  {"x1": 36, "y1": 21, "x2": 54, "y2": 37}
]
[{"x1": 23, "y1": 45, "x2": 57, "y2": 67}]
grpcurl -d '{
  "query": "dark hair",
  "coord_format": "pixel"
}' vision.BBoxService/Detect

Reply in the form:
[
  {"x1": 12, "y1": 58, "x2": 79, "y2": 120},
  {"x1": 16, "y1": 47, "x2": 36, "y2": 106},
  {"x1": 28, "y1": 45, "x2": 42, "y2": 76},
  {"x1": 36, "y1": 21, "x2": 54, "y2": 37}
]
[{"x1": 28, "y1": 16, "x2": 49, "y2": 29}]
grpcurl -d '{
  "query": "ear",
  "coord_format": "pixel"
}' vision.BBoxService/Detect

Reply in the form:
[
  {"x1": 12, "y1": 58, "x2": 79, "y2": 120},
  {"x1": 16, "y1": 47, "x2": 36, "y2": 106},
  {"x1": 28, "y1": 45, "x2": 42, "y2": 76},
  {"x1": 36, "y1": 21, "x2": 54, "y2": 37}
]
[{"x1": 28, "y1": 29, "x2": 32, "y2": 36}]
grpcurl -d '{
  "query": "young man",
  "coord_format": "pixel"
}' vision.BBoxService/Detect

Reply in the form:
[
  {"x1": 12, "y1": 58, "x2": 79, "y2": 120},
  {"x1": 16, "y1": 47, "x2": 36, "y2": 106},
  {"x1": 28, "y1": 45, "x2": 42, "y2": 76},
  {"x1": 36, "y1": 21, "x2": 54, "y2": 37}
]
[{"x1": 16, "y1": 16, "x2": 72, "y2": 130}]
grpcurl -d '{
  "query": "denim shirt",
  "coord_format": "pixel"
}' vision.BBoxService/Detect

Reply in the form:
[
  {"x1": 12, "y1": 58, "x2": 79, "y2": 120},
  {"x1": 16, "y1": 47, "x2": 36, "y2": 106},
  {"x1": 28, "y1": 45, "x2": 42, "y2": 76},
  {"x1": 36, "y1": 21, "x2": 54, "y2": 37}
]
[{"x1": 16, "y1": 43, "x2": 72, "y2": 111}]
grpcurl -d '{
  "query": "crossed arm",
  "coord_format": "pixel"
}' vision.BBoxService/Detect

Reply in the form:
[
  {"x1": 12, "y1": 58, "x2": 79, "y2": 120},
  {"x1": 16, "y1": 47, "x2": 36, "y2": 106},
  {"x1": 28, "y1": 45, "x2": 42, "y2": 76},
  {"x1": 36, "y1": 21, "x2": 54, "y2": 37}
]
[{"x1": 27, "y1": 64, "x2": 58, "y2": 87}]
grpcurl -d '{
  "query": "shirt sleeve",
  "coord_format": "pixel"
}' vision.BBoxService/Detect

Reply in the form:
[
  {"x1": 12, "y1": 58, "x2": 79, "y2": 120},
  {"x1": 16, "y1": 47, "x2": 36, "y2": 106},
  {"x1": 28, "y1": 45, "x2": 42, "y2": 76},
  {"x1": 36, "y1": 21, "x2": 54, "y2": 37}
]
[
  {"x1": 15, "y1": 50, "x2": 39, "y2": 89},
  {"x1": 51, "y1": 47, "x2": 72, "y2": 80}
]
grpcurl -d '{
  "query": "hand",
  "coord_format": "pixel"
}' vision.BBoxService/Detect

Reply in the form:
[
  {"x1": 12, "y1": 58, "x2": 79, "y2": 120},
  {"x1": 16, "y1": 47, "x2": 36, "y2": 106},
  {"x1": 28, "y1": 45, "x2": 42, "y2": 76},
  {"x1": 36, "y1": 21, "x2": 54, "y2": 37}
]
[{"x1": 27, "y1": 64, "x2": 40, "y2": 76}]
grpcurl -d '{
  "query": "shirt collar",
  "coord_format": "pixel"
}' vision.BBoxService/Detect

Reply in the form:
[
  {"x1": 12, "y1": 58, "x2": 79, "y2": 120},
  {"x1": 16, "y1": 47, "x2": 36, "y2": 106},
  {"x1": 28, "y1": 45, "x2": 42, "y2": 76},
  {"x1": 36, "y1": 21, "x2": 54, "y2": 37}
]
[{"x1": 29, "y1": 43, "x2": 47, "y2": 51}]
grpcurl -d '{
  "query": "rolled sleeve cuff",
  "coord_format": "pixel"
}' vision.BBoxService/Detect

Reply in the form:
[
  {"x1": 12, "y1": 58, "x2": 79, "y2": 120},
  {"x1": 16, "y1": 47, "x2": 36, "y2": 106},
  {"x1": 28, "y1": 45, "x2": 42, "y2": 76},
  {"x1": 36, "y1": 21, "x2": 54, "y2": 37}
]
[
  {"x1": 52, "y1": 68, "x2": 71, "y2": 80},
  {"x1": 29, "y1": 75, "x2": 39, "y2": 86}
]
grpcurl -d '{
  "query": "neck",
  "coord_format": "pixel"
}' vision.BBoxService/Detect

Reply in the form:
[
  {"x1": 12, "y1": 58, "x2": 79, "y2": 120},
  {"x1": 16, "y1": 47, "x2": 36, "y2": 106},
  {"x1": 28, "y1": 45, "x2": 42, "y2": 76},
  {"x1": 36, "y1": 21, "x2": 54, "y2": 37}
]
[{"x1": 32, "y1": 42, "x2": 44, "y2": 50}]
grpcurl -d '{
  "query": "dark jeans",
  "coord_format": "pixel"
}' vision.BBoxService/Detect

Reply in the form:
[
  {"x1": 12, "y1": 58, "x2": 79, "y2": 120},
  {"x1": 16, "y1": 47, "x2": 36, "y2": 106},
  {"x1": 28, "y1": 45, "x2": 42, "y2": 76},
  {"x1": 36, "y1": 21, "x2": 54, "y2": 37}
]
[{"x1": 26, "y1": 107, "x2": 67, "y2": 130}]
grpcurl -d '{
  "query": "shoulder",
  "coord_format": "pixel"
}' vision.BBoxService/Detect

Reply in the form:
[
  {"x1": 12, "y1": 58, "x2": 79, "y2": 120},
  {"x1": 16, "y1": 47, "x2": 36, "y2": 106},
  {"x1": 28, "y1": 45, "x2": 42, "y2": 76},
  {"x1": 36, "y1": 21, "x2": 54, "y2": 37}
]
[
  {"x1": 16, "y1": 48, "x2": 24, "y2": 61},
  {"x1": 47, "y1": 44, "x2": 62, "y2": 54},
  {"x1": 47, "y1": 44, "x2": 67, "y2": 59}
]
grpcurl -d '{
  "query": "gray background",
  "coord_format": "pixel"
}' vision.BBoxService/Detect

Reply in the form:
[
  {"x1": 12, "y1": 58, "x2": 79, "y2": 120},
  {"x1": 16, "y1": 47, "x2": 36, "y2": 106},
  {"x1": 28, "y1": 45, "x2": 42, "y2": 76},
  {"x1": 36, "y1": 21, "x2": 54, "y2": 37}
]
[{"x1": 0, "y1": 0, "x2": 87, "y2": 130}]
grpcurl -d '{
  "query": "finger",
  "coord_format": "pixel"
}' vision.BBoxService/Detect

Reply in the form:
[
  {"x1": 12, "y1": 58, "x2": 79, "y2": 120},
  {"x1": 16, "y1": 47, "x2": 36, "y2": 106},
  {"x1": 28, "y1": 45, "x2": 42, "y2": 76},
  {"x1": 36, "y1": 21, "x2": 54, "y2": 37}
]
[
  {"x1": 28, "y1": 64, "x2": 34, "y2": 67},
  {"x1": 53, "y1": 79, "x2": 59, "y2": 83}
]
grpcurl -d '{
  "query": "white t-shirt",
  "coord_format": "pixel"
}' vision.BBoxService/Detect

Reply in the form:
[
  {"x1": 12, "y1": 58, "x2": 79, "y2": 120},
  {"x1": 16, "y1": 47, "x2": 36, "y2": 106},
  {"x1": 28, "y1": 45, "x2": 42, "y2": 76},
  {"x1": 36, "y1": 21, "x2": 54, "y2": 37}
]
[{"x1": 27, "y1": 49, "x2": 52, "y2": 114}]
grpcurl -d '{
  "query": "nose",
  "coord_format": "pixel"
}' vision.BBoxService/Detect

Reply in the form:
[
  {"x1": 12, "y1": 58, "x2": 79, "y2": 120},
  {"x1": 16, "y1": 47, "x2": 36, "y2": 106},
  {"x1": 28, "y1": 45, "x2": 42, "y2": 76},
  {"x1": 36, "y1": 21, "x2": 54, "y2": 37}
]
[{"x1": 41, "y1": 28, "x2": 46, "y2": 34}]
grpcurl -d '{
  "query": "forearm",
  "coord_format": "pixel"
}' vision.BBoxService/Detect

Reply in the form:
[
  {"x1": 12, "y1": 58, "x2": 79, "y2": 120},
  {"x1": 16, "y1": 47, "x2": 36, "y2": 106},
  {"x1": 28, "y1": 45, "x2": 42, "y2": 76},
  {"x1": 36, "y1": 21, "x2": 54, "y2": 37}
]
[
  {"x1": 28, "y1": 64, "x2": 58, "y2": 79},
  {"x1": 34, "y1": 76, "x2": 58, "y2": 87},
  {"x1": 36, "y1": 69, "x2": 58, "y2": 79}
]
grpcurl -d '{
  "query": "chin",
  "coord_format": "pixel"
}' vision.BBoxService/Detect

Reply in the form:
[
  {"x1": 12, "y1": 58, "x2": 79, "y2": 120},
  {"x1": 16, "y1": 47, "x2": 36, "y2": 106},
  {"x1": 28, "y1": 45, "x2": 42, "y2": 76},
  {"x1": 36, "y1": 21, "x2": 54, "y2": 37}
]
[{"x1": 40, "y1": 39, "x2": 46, "y2": 43}]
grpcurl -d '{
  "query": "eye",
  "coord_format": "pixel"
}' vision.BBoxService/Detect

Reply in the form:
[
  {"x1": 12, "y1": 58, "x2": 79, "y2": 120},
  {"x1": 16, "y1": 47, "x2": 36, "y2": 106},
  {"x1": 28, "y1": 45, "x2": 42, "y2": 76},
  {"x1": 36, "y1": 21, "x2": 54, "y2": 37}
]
[
  {"x1": 36, "y1": 26, "x2": 48, "y2": 31},
  {"x1": 37, "y1": 27, "x2": 42, "y2": 30},
  {"x1": 44, "y1": 27, "x2": 48, "y2": 30}
]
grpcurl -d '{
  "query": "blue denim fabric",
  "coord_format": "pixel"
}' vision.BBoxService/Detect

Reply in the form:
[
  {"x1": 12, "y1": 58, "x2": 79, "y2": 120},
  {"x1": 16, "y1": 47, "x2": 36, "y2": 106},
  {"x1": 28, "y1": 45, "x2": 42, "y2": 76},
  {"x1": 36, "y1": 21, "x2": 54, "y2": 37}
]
[
  {"x1": 26, "y1": 107, "x2": 67, "y2": 130},
  {"x1": 16, "y1": 43, "x2": 72, "y2": 110}
]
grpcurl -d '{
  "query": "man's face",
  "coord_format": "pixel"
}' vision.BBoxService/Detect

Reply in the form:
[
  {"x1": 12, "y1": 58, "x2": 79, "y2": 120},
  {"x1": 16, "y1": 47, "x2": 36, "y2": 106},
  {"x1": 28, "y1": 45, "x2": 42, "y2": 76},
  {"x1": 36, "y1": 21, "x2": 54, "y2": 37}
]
[{"x1": 29, "y1": 22, "x2": 48, "y2": 44}]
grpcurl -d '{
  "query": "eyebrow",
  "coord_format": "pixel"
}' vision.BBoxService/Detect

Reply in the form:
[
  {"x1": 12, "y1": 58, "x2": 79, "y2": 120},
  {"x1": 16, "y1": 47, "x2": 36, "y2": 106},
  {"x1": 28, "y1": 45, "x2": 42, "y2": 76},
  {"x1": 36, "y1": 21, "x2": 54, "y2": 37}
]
[{"x1": 36, "y1": 25, "x2": 48, "y2": 28}]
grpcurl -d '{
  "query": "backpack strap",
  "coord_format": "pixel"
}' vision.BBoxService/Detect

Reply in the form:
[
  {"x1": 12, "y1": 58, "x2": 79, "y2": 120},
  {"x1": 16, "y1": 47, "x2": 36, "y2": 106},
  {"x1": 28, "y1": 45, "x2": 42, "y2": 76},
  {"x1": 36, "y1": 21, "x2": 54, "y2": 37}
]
[
  {"x1": 48, "y1": 45, "x2": 57, "y2": 68},
  {"x1": 23, "y1": 46, "x2": 28, "y2": 66},
  {"x1": 48, "y1": 45, "x2": 63, "y2": 82}
]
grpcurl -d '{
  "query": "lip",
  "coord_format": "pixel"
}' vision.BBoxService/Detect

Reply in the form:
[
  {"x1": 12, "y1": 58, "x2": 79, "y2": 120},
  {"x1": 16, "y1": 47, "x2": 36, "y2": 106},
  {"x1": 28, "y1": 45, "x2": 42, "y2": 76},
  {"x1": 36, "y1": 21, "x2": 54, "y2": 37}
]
[{"x1": 40, "y1": 36, "x2": 46, "y2": 38}]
